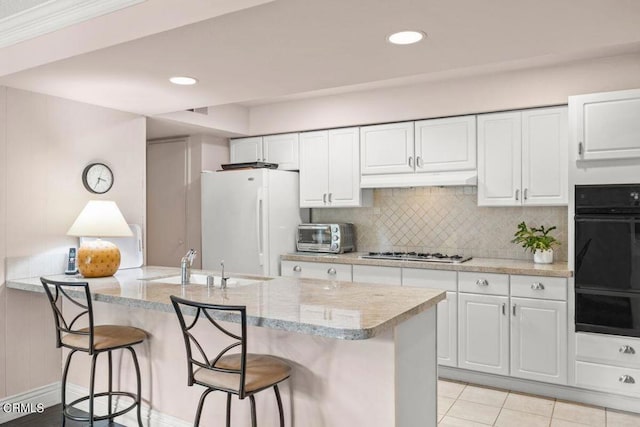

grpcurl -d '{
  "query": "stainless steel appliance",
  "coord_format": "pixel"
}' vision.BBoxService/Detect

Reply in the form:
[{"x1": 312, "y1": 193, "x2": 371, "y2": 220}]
[
  {"x1": 296, "y1": 223, "x2": 355, "y2": 253},
  {"x1": 360, "y1": 252, "x2": 472, "y2": 264},
  {"x1": 575, "y1": 184, "x2": 640, "y2": 338}
]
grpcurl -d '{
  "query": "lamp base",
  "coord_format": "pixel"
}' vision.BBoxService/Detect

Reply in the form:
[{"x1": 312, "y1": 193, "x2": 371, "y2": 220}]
[{"x1": 77, "y1": 240, "x2": 121, "y2": 278}]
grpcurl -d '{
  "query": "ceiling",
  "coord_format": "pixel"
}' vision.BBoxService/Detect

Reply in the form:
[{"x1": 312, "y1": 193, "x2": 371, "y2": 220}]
[{"x1": 1, "y1": 0, "x2": 640, "y2": 118}]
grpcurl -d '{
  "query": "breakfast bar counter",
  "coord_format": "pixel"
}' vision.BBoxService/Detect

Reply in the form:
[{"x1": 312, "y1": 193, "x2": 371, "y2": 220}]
[{"x1": 8, "y1": 266, "x2": 444, "y2": 427}]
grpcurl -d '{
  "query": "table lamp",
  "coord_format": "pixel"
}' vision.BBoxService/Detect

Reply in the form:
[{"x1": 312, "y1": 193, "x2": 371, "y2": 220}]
[{"x1": 67, "y1": 200, "x2": 133, "y2": 278}]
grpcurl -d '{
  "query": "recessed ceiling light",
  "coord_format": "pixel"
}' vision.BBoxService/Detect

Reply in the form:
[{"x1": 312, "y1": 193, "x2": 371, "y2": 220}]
[
  {"x1": 387, "y1": 30, "x2": 426, "y2": 45},
  {"x1": 169, "y1": 76, "x2": 198, "y2": 85}
]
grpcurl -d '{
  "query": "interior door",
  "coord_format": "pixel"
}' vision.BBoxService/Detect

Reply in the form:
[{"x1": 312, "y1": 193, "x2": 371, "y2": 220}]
[{"x1": 147, "y1": 139, "x2": 187, "y2": 267}]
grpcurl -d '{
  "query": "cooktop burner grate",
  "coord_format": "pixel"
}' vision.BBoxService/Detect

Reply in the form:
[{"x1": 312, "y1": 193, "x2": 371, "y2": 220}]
[{"x1": 360, "y1": 252, "x2": 472, "y2": 263}]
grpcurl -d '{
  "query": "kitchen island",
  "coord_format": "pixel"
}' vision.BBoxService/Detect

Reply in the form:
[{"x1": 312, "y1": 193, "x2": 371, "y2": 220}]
[{"x1": 8, "y1": 266, "x2": 444, "y2": 427}]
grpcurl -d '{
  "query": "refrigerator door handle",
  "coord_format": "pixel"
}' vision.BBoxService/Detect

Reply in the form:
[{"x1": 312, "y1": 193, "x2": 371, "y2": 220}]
[{"x1": 256, "y1": 189, "x2": 264, "y2": 266}]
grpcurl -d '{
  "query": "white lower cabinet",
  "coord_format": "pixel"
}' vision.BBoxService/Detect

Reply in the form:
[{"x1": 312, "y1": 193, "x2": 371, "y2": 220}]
[
  {"x1": 352, "y1": 265, "x2": 401, "y2": 285},
  {"x1": 575, "y1": 333, "x2": 640, "y2": 397},
  {"x1": 403, "y1": 268, "x2": 458, "y2": 367},
  {"x1": 510, "y1": 297, "x2": 567, "y2": 384},
  {"x1": 280, "y1": 260, "x2": 352, "y2": 282},
  {"x1": 458, "y1": 292, "x2": 510, "y2": 375}
]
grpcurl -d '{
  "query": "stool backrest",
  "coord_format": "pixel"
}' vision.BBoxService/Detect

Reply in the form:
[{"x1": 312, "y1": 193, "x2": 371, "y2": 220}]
[
  {"x1": 170, "y1": 295, "x2": 248, "y2": 397},
  {"x1": 40, "y1": 278, "x2": 95, "y2": 354}
]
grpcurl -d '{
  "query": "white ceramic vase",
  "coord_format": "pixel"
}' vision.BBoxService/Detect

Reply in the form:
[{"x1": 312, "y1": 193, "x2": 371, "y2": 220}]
[{"x1": 533, "y1": 249, "x2": 554, "y2": 264}]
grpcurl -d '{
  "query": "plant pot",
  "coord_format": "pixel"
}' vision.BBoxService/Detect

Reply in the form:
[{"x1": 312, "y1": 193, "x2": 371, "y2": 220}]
[{"x1": 533, "y1": 249, "x2": 554, "y2": 264}]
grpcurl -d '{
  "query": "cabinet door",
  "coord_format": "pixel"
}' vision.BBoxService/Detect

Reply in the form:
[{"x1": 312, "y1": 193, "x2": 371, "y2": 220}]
[
  {"x1": 414, "y1": 116, "x2": 476, "y2": 172},
  {"x1": 477, "y1": 112, "x2": 522, "y2": 206},
  {"x1": 281, "y1": 260, "x2": 352, "y2": 282},
  {"x1": 299, "y1": 131, "x2": 329, "y2": 207},
  {"x1": 511, "y1": 298, "x2": 567, "y2": 384},
  {"x1": 263, "y1": 133, "x2": 299, "y2": 170},
  {"x1": 352, "y1": 265, "x2": 401, "y2": 286},
  {"x1": 360, "y1": 122, "x2": 414, "y2": 175},
  {"x1": 458, "y1": 293, "x2": 509, "y2": 375},
  {"x1": 522, "y1": 107, "x2": 568, "y2": 206},
  {"x1": 572, "y1": 89, "x2": 640, "y2": 160},
  {"x1": 230, "y1": 136, "x2": 263, "y2": 163},
  {"x1": 437, "y1": 292, "x2": 458, "y2": 367},
  {"x1": 328, "y1": 127, "x2": 361, "y2": 207}
]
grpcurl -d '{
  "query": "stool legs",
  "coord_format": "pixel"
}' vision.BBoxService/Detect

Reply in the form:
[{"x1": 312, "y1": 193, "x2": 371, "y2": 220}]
[
  {"x1": 226, "y1": 393, "x2": 232, "y2": 427},
  {"x1": 194, "y1": 388, "x2": 214, "y2": 427},
  {"x1": 108, "y1": 351, "x2": 113, "y2": 419},
  {"x1": 127, "y1": 346, "x2": 144, "y2": 427},
  {"x1": 274, "y1": 385, "x2": 285, "y2": 427},
  {"x1": 249, "y1": 395, "x2": 257, "y2": 427},
  {"x1": 61, "y1": 349, "x2": 78, "y2": 427},
  {"x1": 89, "y1": 352, "x2": 99, "y2": 427}
]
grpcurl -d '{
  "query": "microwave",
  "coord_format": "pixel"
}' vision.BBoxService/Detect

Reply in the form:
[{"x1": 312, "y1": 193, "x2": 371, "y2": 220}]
[{"x1": 296, "y1": 223, "x2": 355, "y2": 254}]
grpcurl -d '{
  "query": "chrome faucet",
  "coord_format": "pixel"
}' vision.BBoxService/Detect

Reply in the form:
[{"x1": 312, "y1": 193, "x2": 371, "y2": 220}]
[
  {"x1": 181, "y1": 249, "x2": 197, "y2": 285},
  {"x1": 220, "y1": 260, "x2": 229, "y2": 289}
]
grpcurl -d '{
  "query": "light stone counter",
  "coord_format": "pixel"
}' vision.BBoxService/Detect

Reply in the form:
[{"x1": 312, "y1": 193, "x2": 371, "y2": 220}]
[
  {"x1": 9, "y1": 265, "x2": 443, "y2": 426},
  {"x1": 7, "y1": 265, "x2": 445, "y2": 340},
  {"x1": 281, "y1": 252, "x2": 573, "y2": 278}
]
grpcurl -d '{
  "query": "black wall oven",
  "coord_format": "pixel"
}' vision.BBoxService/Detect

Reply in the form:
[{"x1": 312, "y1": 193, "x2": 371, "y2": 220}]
[{"x1": 575, "y1": 184, "x2": 640, "y2": 338}]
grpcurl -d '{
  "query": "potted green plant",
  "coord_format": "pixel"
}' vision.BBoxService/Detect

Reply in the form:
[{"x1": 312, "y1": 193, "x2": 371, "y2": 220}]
[{"x1": 511, "y1": 222, "x2": 559, "y2": 264}]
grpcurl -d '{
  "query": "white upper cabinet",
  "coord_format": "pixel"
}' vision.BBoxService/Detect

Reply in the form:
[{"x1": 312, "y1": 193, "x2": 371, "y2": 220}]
[
  {"x1": 478, "y1": 107, "x2": 568, "y2": 206},
  {"x1": 415, "y1": 116, "x2": 476, "y2": 172},
  {"x1": 299, "y1": 128, "x2": 370, "y2": 208},
  {"x1": 230, "y1": 133, "x2": 299, "y2": 170},
  {"x1": 230, "y1": 136, "x2": 263, "y2": 164},
  {"x1": 477, "y1": 112, "x2": 522, "y2": 206},
  {"x1": 360, "y1": 122, "x2": 414, "y2": 175},
  {"x1": 571, "y1": 89, "x2": 640, "y2": 161}
]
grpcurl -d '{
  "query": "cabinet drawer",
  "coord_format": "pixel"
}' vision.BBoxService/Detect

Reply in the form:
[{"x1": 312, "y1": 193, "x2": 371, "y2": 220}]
[
  {"x1": 402, "y1": 268, "x2": 457, "y2": 291},
  {"x1": 281, "y1": 260, "x2": 352, "y2": 282},
  {"x1": 510, "y1": 275, "x2": 567, "y2": 301},
  {"x1": 352, "y1": 265, "x2": 401, "y2": 286},
  {"x1": 576, "y1": 333, "x2": 640, "y2": 368},
  {"x1": 458, "y1": 272, "x2": 508, "y2": 295},
  {"x1": 575, "y1": 361, "x2": 640, "y2": 397}
]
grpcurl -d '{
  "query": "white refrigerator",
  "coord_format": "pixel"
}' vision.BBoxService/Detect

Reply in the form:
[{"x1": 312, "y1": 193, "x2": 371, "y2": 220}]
[{"x1": 201, "y1": 169, "x2": 308, "y2": 276}]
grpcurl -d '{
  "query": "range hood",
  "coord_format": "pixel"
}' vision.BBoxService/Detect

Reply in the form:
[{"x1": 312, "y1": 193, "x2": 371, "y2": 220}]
[{"x1": 360, "y1": 170, "x2": 477, "y2": 188}]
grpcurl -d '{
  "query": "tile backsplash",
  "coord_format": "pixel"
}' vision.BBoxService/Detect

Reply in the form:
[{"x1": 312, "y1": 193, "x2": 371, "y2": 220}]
[{"x1": 312, "y1": 187, "x2": 568, "y2": 261}]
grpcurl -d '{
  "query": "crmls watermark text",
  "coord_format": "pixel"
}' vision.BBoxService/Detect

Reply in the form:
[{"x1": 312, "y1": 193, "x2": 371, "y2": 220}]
[{"x1": 2, "y1": 402, "x2": 45, "y2": 413}]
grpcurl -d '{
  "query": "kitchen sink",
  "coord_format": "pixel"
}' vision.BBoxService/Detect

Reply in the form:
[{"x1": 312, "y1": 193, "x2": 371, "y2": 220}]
[{"x1": 147, "y1": 274, "x2": 260, "y2": 287}]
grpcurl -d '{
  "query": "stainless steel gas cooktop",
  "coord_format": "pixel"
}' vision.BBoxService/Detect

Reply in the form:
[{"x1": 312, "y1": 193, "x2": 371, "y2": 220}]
[{"x1": 360, "y1": 252, "x2": 472, "y2": 264}]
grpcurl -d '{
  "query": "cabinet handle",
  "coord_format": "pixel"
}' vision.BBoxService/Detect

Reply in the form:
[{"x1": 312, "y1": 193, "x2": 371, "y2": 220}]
[
  {"x1": 502, "y1": 303, "x2": 506, "y2": 315},
  {"x1": 416, "y1": 156, "x2": 423, "y2": 168},
  {"x1": 531, "y1": 282, "x2": 545, "y2": 290},
  {"x1": 619, "y1": 375, "x2": 635, "y2": 384},
  {"x1": 323, "y1": 193, "x2": 327, "y2": 204},
  {"x1": 524, "y1": 188, "x2": 528, "y2": 200},
  {"x1": 515, "y1": 189, "x2": 520, "y2": 201},
  {"x1": 619, "y1": 345, "x2": 636, "y2": 355},
  {"x1": 408, "y1": 156, "x2": 414, "y2": 168},
  {"x1": 293, "y1": 265, "x2": 302, "y2": 272},
  {"x1": 328, "y1": 193, "x2": 332, "y2": 203},
  {"x1": 327, "y1": 267, "x2": 337, "y2": 276},
  {"x1": 512, "y1": 304, "x2": 516, "y2": 316},
  {"x1": 475, "y1": 279, "x2": 488, "y2": 286},
  {"x1": 578, "y1": 142, "x2": 583, "y2": 156}
]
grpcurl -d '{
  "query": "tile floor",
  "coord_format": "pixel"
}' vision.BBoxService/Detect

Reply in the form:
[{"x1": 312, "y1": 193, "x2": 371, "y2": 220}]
[{"x1": 438, "y1": 379, "x2": 640, "y2": 427}]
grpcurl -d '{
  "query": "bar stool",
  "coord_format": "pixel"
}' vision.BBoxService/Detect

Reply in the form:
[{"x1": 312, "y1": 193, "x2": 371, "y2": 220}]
[
  {"x1": 170, "y1": 295, "x2": 291, "y2": 427},
  {"x1": 41, "y1": 278, "x2": 148, "y2": 426}
]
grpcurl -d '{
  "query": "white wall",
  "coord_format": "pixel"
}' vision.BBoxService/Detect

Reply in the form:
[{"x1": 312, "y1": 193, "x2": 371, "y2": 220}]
[
  {"x1": 0, "y1": 87, "x2": 146, "y2": 398},
  {"x1": 247, "y1": 52, "x2": 640, "y2": 135}
]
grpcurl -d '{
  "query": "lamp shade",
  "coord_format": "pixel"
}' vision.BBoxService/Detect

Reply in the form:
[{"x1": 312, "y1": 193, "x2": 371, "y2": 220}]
[{"x1": 67, "y1": 200, "x2": 133, "y2": 237}]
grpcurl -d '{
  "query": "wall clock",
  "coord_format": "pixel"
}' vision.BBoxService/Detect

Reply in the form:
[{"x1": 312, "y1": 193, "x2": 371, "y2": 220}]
[{"x1": 82, "y1": 163, "x2": 114, "y2": 194}]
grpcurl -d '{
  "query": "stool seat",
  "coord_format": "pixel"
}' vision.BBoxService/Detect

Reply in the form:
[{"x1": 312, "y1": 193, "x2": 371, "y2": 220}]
[
  {"x1": 62, "y1": 325, "x2": 147, "y2": 351},
  {"x1": 194, "y1": 354, "x2": 291, "y2": 394}
]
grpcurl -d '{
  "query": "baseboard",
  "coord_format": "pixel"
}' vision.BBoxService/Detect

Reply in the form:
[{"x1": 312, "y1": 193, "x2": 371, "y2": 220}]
[
  {"x1": 0, "y1": 382, "x2": 61, "y2": 424},
  {"x1": 439, "y1": 366, "x2": 640, "y2": 414},
  {"x1": 67, "y1": 383, "x2": 191, "y2": 427}
]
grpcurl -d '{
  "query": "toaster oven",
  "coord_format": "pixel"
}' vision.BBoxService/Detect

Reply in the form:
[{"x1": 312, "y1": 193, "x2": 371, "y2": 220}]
[{"x1": 296, "y1": 223, "x2": 355, "y2": 253}]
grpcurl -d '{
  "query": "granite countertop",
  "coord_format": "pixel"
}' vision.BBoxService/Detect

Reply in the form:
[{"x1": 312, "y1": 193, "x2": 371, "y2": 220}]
[
  {"x1": 281, "y1": 252, "x2": 573, "y2": 278},
  {"x1": 7, "y1": 266, "x2": 444, "y2": 340}
]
